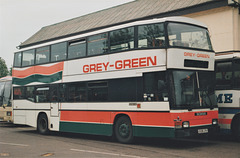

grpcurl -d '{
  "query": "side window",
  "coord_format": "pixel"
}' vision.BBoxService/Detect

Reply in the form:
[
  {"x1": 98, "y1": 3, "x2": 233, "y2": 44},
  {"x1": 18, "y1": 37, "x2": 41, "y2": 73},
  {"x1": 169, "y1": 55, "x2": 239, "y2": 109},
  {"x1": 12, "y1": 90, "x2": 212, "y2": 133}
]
[
  {"x1": 51, "y1": 42, "x2": 67, "y2": 62},
  {"x1": 216, "y1": 61, "x2": 232, "y2": 89},
  {"x1": 68, "y1": 82, "x2": 87, "y2": 102},
  {"x1": 22, "y1": 49, "x2": 35, "y2": 66},
  {"x1": 143, "y1": 71, "x2": 168, "y2": 101},
  {"x1": 13, "y1": 87, "x2": 25, "y2": 99},
  {"x1": 3, "y1": 81, "x2": 11, "y2": 106},
  {"x1": 0, "y1": 82, "x2": 4, "y2": 104},
  {"x1": 88, "y1": 33, "x2": 108, "y2": 56},
  {"x1": 14, "y1": 52, "x2": 22, "y2": 67},
  {"x1": 110, "y1": 27, "x2": 134, "y2": 52},
  {"x1": 108, "y1": 78, "x2": 137, "y2": 102},
  {"x1": 50, "y1": 84, "x2": 58, "y2": 102},
  {"x1": 138, "y1": 23, "x2": 165, "y2": 48},
  {"x1": 36, "y1": 46, "x2": 50, "y2": 64},
  {"x1": 26, "y1": 87, "x2": 35, "y2": 102},
  {"x1": 36, "y1": 86, "x2": 49, "y2": 103},
  {"x1": 59, "y1": 84, "x2": 67, "y2": 102},
  {"x1": 68, "y1": 39, "x2": 86, "y2": 59},
  {"x1": 234, "y1": 59, "x2": 240, "y2": 88},
  {"x1": 88, "y1": 81, "x2": 108, "y2": 102}
]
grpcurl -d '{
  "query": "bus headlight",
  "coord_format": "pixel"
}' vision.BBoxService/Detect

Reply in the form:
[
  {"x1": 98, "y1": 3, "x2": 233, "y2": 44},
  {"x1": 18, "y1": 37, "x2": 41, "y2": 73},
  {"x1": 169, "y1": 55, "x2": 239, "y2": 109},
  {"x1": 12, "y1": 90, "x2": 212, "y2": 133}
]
[
  {"x1": 182, "y1": 121, "x2": 190, "y2": 128},
  {"x1": 7, "y1": 111, "x2": 12, "y2": 116},
  {"x1": 212, "y1": 119, "x2": 218, "y2": 125}
]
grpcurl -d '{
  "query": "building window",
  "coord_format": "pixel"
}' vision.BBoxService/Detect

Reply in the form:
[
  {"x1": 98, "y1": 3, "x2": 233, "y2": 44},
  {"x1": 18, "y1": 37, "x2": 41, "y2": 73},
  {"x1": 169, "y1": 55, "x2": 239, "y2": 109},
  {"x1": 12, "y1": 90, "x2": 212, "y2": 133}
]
[
  {"x1": 88, "y1": 33, "x2": 108, "y2": 56},
  {"x1": 36, "y1": 46, "x2": 50, "y2": 64},
  {"x1": 138, "y1": 23, "x2": 165, "y2": 48},
  {"x1": 22, "y1": 49, "x2": 35, "y2": 66},
  {"x1": 88, "y1": 81, "x2": 108, "y2": 102},
  {"x1": 14, "y1": 52, "x2": 22, "y2": 67},
  {"x1": 110, "y1": 27, "x2": 134, "y2": 52},
  {"x1": 51, "y1": 42, "x2": 67, "y2": 62},
  {"x1": 68, "y1": 39, "x2": 86, "y2": 59}
]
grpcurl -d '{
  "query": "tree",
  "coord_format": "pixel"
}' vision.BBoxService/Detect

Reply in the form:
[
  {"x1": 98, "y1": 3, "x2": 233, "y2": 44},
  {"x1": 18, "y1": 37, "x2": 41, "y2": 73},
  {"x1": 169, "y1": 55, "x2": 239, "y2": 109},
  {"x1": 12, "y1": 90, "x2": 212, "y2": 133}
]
[
  {"x1": 9, "y1": 66, "x2": 12, "y2": 76},
  {"x1": 0, "y1": 57, "x2": 9, "y2": 78}
]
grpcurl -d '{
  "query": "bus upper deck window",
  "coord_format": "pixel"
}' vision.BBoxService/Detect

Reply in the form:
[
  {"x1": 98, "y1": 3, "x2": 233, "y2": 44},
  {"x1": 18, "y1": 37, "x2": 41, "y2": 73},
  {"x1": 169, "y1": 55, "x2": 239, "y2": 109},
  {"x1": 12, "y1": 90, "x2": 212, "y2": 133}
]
[{"x1": 138, "y1": 23, "x2": 165, "y2": 48}]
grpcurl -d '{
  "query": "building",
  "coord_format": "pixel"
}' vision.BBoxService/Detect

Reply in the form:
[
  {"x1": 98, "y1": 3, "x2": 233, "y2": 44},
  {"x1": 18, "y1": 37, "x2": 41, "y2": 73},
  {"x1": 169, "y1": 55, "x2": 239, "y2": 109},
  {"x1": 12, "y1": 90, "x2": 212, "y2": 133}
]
[{"x1": 18, "y1": 0, "x2": 239, "y2": 55}]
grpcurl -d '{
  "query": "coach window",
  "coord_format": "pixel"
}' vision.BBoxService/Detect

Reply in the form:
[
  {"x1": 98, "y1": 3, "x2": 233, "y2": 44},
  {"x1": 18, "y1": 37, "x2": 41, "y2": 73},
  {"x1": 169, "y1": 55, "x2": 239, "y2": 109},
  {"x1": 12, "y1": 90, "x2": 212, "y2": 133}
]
[
  {"x1": 108, "y1": 78, "x2": 137, "y2": 102},
  {"x1": 110, "y1": 27, "x2": 134, "y2": 52},
  {"x1": 59, "y1": 84, "x2": 67, "y2": 102},
  {"x1": 50, "y1": 84, "x2": 58, "y2": 102},
  {"x1": 143, "y1": 71, "x2": 168, "y2": 101},
  {"x1": 68, "y1": 82, "x2": 87, "y2": 102},
  {"x1": 234, "y1": 59, "x2": 240, "y2": 88},
  {"x1": 14, "y1": 52, "x2": 22, "y2": 67},
  {"x1": 216, "y1": 62, "x2": 232, "y2": 89},
  {"x1": 26, "y1": 86, "x2": 35, "y2": 102},
  {"x1": 51, "y1": 42, "x2": 67, "y2": 62},
  {"x1": 36, "y1": 46, "x2": 50, "y2": 64},
  {"x1": 13, "y1": 87, "x2": 25, "y2": 99},
  {"x1": 22, "y1": 49, "x2": 35, "y2": 66},
  {"x1": 88, "y1": 81, "x2": 108, "y2": 102},
  {"x1": 36, "y1": 86, "x2": 50, "y2": 103},
  {"x1": 138, "y1": 23, "x2": 165, "y2": 48},
  {"x1": 88, "y1": 33, "x2": 108, "y2": 56},
  {"x1": 68, "y1": 39, "x2": 86, "y2": 59}
]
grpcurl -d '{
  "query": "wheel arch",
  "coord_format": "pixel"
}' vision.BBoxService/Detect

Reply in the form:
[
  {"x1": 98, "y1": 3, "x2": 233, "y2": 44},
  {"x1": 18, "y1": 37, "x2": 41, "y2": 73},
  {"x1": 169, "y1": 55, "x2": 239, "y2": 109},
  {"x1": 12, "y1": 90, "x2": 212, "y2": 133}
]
[
  {"x1": 231, "y1": 112, "x2": 240, "y2": 132},
  {"x1": 37, "y1": 112, "x2": 48, "y2": 124},
  {"x1": 113, "y1": 113, "x2": 132, "y2": 128}
]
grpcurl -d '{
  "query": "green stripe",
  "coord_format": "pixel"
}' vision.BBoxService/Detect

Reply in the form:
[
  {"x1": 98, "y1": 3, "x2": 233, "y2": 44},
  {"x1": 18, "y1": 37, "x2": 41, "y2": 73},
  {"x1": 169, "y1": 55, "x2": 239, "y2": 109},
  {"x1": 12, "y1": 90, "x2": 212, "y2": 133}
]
[
  {"x1": 60, "y1": 121, "x2": 175, "y2": 138},
  {"x1": 133, "y1": 126, "x2": 175, "y2": 138},
  {"x1": 60, "y1": 121, "x2": 113, "y2": 136},
  {"x1": 13, "y1": 71, "x2": 62, "y2": 86}
]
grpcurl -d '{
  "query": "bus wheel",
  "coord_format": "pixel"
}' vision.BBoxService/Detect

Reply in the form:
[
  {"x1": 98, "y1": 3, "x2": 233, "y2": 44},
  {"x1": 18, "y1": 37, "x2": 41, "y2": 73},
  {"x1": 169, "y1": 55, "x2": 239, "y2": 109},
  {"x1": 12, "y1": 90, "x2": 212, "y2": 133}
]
[
  {"x1": 232, "y1": 116, "x2": 240, "y2": 142},
  {"x1": 37, "y1": 113, "x2": 49, "y2": 135},
  {"x1": 114, "y1": 116, "x2": 133, "y2": 144}
]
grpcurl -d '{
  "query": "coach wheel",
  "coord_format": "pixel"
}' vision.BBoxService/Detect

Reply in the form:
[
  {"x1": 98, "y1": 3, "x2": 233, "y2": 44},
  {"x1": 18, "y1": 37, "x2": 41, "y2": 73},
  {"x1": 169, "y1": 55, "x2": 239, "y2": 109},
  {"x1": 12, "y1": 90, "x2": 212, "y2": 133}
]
[
  {"x1": 114, "y1": 116, "x2": 133, "y2": 144},
  {"x1": 37, "y1": 113, "x2": 49, "y2": 135},
  {"x1": 232, "y1": 116, "x2": 240, "y2": 142}
]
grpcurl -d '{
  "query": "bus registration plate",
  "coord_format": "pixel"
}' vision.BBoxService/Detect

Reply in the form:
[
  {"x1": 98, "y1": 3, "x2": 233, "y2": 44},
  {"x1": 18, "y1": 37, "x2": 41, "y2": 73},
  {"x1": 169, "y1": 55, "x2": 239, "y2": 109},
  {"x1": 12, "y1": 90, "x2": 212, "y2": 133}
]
[{"x1": 198, "y1": 129, "x2": 208, "y2": 134}]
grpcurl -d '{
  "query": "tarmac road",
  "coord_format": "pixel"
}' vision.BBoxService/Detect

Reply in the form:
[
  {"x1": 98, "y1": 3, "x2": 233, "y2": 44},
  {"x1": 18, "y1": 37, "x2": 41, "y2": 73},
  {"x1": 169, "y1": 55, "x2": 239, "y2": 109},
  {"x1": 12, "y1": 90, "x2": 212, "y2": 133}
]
[{"x1": 0, "y1": 122, "x2": 239, "y2": 158}]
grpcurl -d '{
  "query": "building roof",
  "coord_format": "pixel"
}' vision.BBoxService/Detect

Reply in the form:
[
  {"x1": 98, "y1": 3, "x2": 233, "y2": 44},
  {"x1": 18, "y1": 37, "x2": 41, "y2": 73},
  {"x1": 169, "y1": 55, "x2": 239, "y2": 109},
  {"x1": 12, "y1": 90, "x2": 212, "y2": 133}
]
[{"x1": 19, "y1": 0, "x2": 226, "y2": 48}]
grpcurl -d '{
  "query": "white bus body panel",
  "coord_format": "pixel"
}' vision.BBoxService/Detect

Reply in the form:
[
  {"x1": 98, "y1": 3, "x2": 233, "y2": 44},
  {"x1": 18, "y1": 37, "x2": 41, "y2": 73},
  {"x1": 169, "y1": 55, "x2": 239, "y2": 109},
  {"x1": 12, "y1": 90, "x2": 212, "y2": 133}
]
[
  {"x1": 167, "y1": 48, "x2": 214, "y2": 71},
  {"x1": 63, "y1": 49, "x2": 166, "y2": 83},
  {"x1": 216, "y1": 90, "x2": 240, "y2": 131}
]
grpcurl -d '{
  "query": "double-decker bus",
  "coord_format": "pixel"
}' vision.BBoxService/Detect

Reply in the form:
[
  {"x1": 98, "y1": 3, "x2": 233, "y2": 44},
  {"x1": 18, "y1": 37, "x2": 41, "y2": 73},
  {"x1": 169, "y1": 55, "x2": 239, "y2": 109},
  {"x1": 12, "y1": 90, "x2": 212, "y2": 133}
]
[
  {"x1": 0, "y1": 76, "x2": 12, "y2": 122},
  {"x1": 12, "y1": 16, "x2": 218, "y2": 143},
  {"x1": 215, "y1": 51, "x2": 240, "y2": 141}
]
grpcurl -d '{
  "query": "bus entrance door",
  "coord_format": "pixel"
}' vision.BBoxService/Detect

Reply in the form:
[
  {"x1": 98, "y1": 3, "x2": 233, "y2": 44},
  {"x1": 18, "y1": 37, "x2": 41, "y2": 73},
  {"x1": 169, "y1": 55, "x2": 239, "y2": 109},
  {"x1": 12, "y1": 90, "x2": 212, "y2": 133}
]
[{"x1": 50, "y1": 102, "x2": 59, "y2": 117}]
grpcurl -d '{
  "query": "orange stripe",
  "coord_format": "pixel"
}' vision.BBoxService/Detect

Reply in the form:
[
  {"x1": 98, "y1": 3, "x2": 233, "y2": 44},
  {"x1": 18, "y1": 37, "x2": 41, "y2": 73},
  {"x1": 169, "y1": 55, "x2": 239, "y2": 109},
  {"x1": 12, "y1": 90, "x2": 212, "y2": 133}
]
[
  {"x1": 12, "y1": 62, "x2": 64, "y2": 78},
  {"x1": 219, "y1": 118, "x2": 232, "y2": 125},
  {"x1": 60, "y1": 110, "x2": 218, "y2": 127},
  {"x1": 61, "y1": 111, "x2": 112, "y2": 124}
]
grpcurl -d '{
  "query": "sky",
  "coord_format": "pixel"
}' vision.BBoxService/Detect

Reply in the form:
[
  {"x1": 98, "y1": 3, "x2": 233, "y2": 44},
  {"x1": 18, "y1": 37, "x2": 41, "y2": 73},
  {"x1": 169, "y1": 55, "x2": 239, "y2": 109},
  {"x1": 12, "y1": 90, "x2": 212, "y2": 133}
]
[{"x1": 0, "y1": 0, "x2": 134, "y2": 69}]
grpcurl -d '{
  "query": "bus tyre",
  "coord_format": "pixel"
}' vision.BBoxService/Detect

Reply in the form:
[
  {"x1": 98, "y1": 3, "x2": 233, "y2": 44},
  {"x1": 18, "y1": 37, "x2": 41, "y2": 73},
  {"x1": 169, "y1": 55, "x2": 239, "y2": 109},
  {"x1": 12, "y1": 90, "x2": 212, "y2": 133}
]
[
  {"x1": 37, "y1": 114, "x2": 49, "y2": 135},
  {"x1": 114, "y1": 116, "x2": 133, "y2": 144},
  {"x1": 232, "y1": 116, "x2": 240, "y2": 142}
]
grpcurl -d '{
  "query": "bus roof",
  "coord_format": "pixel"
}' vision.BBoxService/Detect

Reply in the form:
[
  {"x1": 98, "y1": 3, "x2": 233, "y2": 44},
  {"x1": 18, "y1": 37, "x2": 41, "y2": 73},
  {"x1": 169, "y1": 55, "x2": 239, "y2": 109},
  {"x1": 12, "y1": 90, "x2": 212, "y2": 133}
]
[
  {"x1": 0, "y1": 76, "x2": 12, "y2": 82},
  {"x1": 16, "y1": 16, "x2": 209, "y2": 52},
  {"x1": 215, "y1": 51, "x2": 240, "y2": 60},
  {"x1": 18, "y1": 0, "x2": 216, "y2": 49}
]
